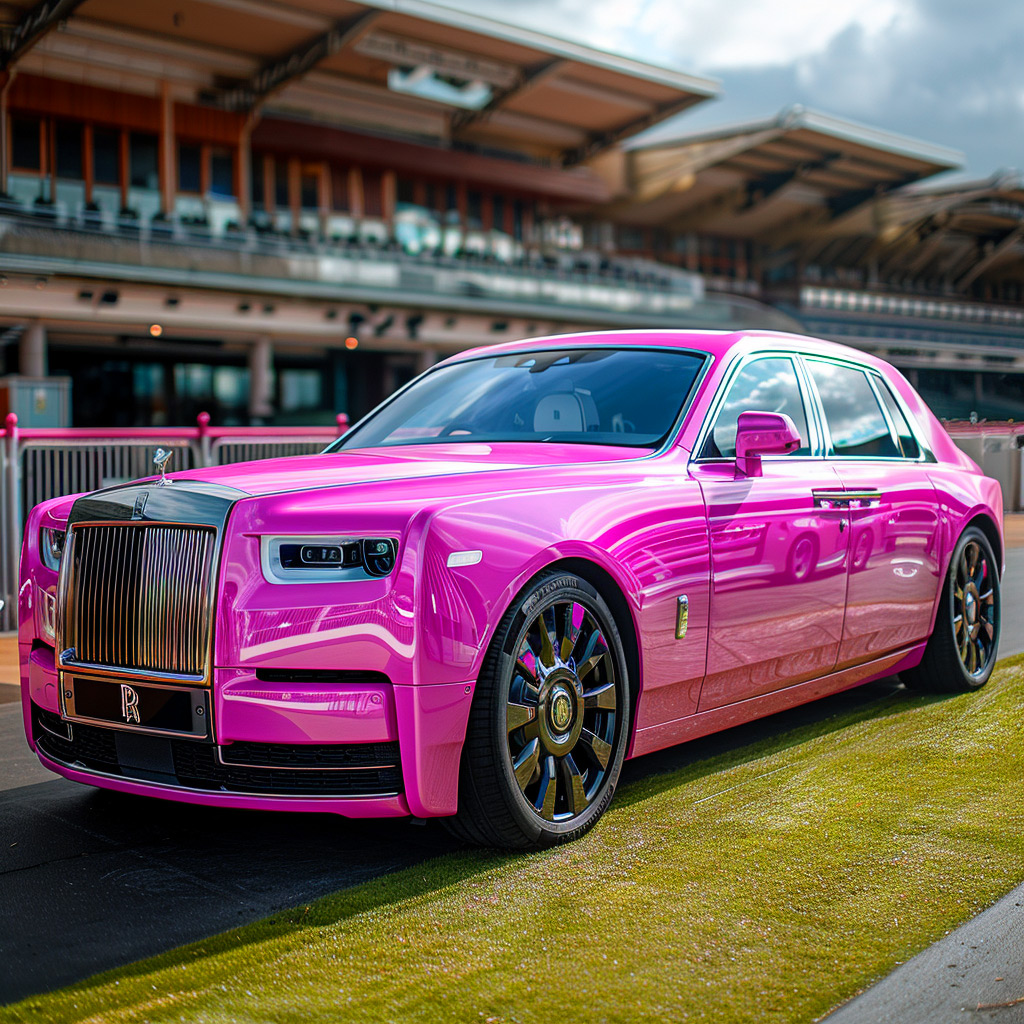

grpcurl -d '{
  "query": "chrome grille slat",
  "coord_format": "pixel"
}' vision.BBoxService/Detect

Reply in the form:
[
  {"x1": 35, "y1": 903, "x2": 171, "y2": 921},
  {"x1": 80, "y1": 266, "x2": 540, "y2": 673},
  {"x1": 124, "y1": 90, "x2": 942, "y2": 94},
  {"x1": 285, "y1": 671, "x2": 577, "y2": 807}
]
[{"x1": 65, "y1": 523, "x2": 215, "y2": 678}]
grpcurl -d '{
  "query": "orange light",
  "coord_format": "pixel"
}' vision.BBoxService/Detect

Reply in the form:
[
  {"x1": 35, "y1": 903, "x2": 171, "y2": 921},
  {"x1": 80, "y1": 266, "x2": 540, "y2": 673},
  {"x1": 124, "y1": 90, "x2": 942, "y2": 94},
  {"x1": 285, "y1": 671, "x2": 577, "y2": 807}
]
[
  {"x1": 149, "y1": 324, "x2": 163, "y2": 338},
  {"x1": 345, "y1": 336, "x2": 359, "y2": 350}
]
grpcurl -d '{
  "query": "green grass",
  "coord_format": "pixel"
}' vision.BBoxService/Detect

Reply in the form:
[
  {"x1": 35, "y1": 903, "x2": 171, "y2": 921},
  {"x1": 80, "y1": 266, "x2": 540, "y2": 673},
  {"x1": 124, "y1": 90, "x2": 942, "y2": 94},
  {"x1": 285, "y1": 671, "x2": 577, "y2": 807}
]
[{"x1": 6, "y1": 660, "x2": 1024, "y2": 1024}]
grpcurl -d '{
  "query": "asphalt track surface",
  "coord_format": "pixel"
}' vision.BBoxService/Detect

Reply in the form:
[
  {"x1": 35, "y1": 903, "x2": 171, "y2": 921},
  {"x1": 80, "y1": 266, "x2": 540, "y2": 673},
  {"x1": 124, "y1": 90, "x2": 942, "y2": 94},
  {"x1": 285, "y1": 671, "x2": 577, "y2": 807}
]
[{"x1": 1, "y1": 550, "x2": 1022, "y2": 1014}]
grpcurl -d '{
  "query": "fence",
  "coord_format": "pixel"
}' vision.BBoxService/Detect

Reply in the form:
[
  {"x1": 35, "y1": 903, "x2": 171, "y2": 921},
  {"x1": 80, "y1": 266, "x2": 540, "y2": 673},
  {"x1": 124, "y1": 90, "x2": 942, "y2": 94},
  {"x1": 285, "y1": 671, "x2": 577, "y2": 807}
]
[
  {"x1": 0, "y1": 411, "x2": 348, "y2": 631},
  {"x1": 944, "y1": 422, "x2": 1024, "y2": 515}
]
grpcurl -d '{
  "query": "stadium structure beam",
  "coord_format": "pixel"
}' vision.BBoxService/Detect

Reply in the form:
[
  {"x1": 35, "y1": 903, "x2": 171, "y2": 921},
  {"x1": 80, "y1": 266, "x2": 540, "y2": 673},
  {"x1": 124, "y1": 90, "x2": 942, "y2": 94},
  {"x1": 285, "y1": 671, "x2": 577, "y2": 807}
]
[
  {"x1": 956, "y1": 224, "x2": 1024, "y2": 291},
  {"x1": 0, "y1": 0, "x2": 87, "y2": 70},
  {"x1": 450, "y1": 57, "x2": 566, "y2": 134},
  {"x1": 216, "y1": 9, "x2": 381, "y2": 113},
  {"x1": 562, "y1": 93, "x2": 712, "y2": 167},
  {"x1": 742, "y1": 152, "x2": 842, "y2": 211}
]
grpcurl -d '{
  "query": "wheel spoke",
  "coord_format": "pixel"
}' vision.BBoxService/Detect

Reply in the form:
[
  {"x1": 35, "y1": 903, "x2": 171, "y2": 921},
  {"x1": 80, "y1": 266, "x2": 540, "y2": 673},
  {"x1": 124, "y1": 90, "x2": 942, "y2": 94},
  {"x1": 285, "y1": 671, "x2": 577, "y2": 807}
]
[
  {"x1": 512, "y1": 738, "x2": 540, "y2": 791},
  {"x1": 560, "y1": 602, "x2": 584, "y2": 662},
  {"x1": 953, "y1": 613, "x2": 964, "y2": 640},
  {"x1": 583, "y1": 681, "x2": 617, "y2": 711},
  {"x1": 967, "y1": 543, "x2": 979, "y2": 578},
  {"x1": 577, "y1": 728, "x2": 612, "y2": 770},
  {"x1": 506, "y1": 700, "x2": 538, "y2": 734},
  {"x1": 560, "y1": 754, "x2": 588, "y2": 815},
  {"x1": 537, "y1": 610, "x2": 556, "y2": 669},
  {"x1": 981, "y1": 619, "x2": 994, "y2": 642},
  {"x1": 534, "y1": 755, "x2": 557, "y2": 820}
]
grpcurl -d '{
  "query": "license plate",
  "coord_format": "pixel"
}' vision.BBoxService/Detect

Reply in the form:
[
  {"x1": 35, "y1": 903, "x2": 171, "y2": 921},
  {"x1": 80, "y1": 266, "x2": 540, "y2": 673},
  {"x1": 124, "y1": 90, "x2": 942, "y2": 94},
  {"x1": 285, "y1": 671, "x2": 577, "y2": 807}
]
[{"x1": 62, "y1": 676, "x2": 210, "y2": 739}]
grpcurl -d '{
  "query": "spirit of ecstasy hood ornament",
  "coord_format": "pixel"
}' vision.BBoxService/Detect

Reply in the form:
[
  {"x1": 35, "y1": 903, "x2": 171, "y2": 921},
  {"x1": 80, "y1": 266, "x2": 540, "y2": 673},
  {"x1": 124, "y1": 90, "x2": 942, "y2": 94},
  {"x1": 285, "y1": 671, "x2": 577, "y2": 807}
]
[{"x1": 153, "y1": 447, "x2": 174, "y2": 485}]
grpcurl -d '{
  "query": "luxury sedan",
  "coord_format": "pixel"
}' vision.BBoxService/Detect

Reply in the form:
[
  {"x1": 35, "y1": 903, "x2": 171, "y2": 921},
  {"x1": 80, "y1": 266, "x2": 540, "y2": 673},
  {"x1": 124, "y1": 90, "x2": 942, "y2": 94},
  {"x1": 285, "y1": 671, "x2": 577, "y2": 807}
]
[{"x1": 18, "y1": 330, "x2": 1003, "y2": 849}]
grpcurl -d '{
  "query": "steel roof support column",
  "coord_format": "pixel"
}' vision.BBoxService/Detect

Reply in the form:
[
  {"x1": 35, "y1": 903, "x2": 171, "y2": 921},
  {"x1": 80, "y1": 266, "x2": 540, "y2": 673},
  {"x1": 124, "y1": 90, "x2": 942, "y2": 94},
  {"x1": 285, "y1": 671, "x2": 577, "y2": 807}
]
[
  {"x1": 249, "y1": 336, "x2": 273, "y2": 425},
  {"x1": 19, "y1": 320, "x2": 46, "y2": 377}
]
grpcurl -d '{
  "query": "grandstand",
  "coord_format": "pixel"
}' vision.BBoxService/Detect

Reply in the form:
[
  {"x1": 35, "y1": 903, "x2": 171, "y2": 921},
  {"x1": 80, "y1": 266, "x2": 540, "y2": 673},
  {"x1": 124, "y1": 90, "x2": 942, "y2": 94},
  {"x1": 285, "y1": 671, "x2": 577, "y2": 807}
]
[{"x1": 0, "y1": 1, "x2": 1021, "y2": 425}]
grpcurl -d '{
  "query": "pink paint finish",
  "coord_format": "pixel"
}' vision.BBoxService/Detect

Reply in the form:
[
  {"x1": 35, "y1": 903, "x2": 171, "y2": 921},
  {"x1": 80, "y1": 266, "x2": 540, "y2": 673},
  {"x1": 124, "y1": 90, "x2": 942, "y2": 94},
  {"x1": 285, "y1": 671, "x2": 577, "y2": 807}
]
[{"x1": 17, "y1": 330, "x2": 1004, "y2": 825}]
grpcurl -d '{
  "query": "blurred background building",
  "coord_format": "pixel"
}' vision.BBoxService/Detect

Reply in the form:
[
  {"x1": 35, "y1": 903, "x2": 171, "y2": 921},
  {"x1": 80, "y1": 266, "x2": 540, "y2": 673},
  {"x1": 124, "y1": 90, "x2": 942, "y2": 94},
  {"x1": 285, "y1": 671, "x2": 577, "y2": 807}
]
[{"x1": 1, "y1": 0, "x2": 1022, "y2": 427}]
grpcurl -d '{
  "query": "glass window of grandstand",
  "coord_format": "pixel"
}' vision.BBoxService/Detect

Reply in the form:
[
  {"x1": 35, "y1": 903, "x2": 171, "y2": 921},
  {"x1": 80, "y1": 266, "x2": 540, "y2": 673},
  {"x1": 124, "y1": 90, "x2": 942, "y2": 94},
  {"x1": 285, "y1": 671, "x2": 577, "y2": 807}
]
[
  {"x1": 250, "y1": 153, "x2": 266, "y2": 216},
  {"x1": 128, "y1": 131, "x2": 160, "y2": 223},
  {"x1": 89, "y1": 127, "x2": 121, "y2": 225},
  {"x1": 178, "y1": 143, "x2": 201, "y2": 193},
  {"x1": 9, "y1": 116, "x2": 44, "y2": 207},
  {"x1": 53, "y1": 121, "x2": 85, "y2": 220},
  {"x1": 395, "y1": 175, "x2": 440, "y2": 254},
  {"x1": 298, "y1": 165, "x2": 320, "y2": 237},
  {"x1": 807, "y1": 360, "x2": 901, "y2": 458},
  {"x1": 273, "y1": 156, "x2": 291, "y2": 232},
  {"x1": 210, "y1": 149, "x2": 234, "y2": 198}
]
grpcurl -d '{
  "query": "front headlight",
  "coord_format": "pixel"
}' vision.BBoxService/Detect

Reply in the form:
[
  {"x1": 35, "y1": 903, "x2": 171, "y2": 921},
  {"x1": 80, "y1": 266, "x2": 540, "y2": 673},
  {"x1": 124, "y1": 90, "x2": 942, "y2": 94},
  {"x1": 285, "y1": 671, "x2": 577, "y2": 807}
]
[
  {"x1": 39, "y1": 528, "x2": 66, "y2": 572},
  {"x1": 261, "y1": 536, "x2": 398, "y2": 583}
]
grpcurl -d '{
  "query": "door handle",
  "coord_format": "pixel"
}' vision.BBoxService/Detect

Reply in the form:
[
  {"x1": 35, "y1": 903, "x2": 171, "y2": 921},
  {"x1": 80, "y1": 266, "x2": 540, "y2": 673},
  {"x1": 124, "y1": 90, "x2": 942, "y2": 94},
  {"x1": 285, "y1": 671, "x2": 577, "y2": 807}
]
[{"x1": 812, "y1": 489, "x2": 882, "y2": 508}]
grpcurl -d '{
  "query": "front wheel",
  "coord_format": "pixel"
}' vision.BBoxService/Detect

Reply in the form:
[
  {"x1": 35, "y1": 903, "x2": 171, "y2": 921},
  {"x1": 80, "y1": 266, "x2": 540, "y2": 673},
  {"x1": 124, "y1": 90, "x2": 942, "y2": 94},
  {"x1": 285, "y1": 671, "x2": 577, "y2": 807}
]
[
  {"x1": 902, "y1": 525, "x2": 1000, "y2": 693},
  {"x1": 449, "y1": 571, "x2": 631, "y2": 849}
]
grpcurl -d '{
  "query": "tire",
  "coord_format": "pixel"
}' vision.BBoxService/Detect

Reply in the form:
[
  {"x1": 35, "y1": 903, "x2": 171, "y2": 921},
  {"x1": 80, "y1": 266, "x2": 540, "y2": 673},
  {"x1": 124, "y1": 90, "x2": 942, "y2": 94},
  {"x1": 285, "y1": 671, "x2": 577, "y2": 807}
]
[
  {"x1": 901, "y1": 525, "x2": 1000, "y2": 693},
  {"x1": 447, "y1": 570, "x2": 632, "y2": 850}
]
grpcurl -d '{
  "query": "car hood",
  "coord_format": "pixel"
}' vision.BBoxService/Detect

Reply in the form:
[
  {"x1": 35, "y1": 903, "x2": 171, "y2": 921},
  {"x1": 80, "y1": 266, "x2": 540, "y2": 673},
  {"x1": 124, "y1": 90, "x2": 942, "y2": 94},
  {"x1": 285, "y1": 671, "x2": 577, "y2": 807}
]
[{"x1": 160, "y1": 442, "x2": 652, "y2": 497}]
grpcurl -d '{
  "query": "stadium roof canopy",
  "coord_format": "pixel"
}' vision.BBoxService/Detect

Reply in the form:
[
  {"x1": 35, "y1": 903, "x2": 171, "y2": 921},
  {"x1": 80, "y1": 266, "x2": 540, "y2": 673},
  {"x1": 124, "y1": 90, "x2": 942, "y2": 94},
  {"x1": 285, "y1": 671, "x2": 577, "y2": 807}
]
[
  {"x1": 0, "y1": 0, "x2": 718, "y2": 164},
  {"x1": 605, "y1": 106, "x2": 962, "y2": 239},
  {"x1": 817, "y1": 172, "x2": 1024, "y2": 291}
]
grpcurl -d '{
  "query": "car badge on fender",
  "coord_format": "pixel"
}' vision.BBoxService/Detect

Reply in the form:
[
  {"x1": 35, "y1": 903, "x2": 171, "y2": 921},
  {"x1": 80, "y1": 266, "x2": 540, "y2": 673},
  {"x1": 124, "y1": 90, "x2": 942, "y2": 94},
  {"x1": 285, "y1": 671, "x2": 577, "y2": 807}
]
[
  {"x1": 132, "y1": 492, "x2": 148, "y2": 519},
  {"x1": 153, "y1": 447, "x2": 174, "y2": 486}
]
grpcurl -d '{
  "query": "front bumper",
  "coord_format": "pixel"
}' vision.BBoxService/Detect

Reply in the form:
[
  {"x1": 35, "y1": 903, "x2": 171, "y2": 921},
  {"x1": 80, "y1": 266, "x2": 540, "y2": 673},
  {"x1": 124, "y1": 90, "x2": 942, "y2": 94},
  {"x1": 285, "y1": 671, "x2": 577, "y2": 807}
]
[{"x1": 22, "y1": 643, "x2": 474, "y2": 819}]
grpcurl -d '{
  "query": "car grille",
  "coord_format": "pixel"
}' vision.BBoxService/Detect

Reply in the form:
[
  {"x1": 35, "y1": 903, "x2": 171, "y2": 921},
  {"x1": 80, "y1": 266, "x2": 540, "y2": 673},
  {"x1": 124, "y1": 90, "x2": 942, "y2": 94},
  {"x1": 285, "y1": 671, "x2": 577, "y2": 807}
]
[
  {"x1": 32, "y1": 705, "x2": 403, "y2": 797},
  {"x1": 64, "y1": 523, "x2": 215, "y2": 678}
]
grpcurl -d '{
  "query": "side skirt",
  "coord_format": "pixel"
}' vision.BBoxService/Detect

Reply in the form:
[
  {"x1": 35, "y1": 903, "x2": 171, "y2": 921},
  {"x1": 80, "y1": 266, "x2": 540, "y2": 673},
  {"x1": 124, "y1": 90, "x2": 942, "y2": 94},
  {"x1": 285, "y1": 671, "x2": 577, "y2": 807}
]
[{"x1": 628, "y1": 642, "x2": 927, "y2": 759}]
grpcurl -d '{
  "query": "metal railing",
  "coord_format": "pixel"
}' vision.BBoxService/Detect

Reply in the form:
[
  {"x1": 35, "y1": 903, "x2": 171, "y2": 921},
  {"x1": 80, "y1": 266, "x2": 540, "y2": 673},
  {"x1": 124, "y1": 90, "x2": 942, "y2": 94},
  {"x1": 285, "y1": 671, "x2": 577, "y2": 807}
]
[{"x1": 0, "y1": 411, "x2": 348, "y2": 631}]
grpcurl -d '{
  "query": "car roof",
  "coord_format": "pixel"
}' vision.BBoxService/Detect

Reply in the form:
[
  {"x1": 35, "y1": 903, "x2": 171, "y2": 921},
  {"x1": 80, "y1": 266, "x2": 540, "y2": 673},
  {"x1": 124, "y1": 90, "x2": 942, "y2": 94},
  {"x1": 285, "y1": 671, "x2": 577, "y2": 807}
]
[{"x1": 447, "y1": 329, "x2": 893, "y2": 373}]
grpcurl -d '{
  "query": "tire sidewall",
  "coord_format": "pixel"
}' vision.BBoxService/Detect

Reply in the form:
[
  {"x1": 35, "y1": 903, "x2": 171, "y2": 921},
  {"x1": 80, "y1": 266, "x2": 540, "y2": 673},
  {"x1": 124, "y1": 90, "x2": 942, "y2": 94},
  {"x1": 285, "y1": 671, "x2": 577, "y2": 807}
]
[
  {"x1": 490, "y1": 573, "x2": 631, "y2": 844},
  {"x1": 945, "y1": 526, "x2": 1001, "y2": 690}
]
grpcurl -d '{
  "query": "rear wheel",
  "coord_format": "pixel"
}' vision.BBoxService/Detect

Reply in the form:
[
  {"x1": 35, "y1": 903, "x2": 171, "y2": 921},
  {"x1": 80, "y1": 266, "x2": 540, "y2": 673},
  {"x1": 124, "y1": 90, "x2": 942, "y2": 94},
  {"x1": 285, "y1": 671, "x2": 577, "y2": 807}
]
[
  {"x1": 448, "y1": 571, "x2": 631, "y2": 849},
  {"x1": 902, "y1": 526, "x2": 1000, "y2": 693}
]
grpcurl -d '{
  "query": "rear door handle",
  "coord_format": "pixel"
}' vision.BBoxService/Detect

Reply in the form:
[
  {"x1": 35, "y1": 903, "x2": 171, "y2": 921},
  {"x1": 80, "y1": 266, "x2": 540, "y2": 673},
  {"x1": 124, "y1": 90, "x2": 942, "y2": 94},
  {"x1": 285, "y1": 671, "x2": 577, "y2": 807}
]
[{"x1": 812, "y1": 489, "x2": 882, "y2": 508}]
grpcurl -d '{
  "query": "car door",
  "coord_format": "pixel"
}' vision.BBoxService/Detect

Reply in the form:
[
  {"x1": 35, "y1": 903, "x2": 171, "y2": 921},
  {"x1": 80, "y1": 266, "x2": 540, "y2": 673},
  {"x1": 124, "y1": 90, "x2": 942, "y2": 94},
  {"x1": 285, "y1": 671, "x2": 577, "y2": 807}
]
[
  {"x1": 690, "y1": 354, "x2": 850, "y2": 711},
  {"x1": 802, "y1": 358, "x2": 941, "y2": 668}
]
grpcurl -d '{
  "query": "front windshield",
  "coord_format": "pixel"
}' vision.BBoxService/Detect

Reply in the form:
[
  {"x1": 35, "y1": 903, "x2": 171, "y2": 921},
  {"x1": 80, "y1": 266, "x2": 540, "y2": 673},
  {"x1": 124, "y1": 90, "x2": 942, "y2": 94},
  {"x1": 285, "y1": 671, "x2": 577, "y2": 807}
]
[{"x1": 332, "y1": 347, "x2": 706, "y2": 450}]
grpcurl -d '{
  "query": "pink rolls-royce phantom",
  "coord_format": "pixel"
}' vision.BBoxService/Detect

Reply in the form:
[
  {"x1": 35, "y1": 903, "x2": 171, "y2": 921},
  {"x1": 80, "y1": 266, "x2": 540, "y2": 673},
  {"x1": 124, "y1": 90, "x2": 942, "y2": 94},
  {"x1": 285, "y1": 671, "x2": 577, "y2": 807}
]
[{"x1": 18, "y1": 330, "x2": 1003, "y2": 849}]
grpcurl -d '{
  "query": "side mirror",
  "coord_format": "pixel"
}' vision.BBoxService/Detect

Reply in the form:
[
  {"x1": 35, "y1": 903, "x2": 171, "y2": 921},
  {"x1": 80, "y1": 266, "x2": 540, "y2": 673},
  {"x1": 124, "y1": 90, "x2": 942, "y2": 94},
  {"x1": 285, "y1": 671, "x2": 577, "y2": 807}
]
[{"x1": 735, "y1": 411, "x2": 801, "y2": 477}]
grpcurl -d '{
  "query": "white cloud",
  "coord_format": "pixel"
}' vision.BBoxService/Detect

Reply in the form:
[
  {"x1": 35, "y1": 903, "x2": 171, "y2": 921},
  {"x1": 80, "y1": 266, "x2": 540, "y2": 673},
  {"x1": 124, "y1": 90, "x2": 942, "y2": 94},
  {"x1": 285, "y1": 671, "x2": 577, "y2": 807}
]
[{"x1": 449, "y1": 0, "x2": 912, "y2": 71}]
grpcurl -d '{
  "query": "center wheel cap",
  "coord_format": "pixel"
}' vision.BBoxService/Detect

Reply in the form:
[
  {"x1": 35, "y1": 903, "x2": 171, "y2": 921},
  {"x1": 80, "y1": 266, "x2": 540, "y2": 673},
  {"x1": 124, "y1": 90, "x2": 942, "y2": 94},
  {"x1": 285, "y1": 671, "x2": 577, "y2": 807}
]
[
  {"x1": 538, "y1": 670, "x2": 584, "y2": 757},
  {"x1": 551, "y1": 691, "x2": 573, "y2": 731}
]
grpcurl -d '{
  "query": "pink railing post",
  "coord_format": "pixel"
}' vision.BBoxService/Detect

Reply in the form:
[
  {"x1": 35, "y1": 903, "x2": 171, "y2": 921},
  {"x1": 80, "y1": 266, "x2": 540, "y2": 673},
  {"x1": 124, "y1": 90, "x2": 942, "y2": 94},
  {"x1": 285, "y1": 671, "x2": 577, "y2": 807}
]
[
  {"x1": 336, "y1": 412, "x2": 350, "y2": 437},
  {"x1": 196, "y1": 411, "x2": 212, "y2": 467},
  {"x1": 4, "y1": 413, "x2": 20, "y2": 629}
]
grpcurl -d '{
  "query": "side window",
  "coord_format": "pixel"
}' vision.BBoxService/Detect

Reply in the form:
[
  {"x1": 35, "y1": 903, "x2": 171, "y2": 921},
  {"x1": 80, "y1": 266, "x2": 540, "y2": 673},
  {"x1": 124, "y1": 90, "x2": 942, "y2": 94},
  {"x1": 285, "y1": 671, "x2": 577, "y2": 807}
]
[
  {"x1": 701, "y1": 357, "x2": 810, "y2": 459},
  {"x1": 875, "y1": 378, "x2": 921, "y2": 459},
  {"x1": 806, "y1": 360, "x2": 901, "y2": 458}
]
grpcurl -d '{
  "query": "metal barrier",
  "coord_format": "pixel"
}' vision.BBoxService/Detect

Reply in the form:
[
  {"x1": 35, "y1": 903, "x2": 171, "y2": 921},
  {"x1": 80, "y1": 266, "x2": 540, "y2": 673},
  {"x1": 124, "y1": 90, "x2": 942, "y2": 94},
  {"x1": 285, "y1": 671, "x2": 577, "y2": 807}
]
[{"x1": 0, "y1": 411, "x2": 348, "y2": 631}]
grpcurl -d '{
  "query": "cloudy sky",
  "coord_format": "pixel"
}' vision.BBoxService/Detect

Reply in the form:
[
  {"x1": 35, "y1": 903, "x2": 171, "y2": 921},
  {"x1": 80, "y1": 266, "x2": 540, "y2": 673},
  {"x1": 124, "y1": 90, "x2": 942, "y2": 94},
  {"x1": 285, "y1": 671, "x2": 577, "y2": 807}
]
[{"x1": 441, "y1": 0, "x2": 1022, "y2": 179}]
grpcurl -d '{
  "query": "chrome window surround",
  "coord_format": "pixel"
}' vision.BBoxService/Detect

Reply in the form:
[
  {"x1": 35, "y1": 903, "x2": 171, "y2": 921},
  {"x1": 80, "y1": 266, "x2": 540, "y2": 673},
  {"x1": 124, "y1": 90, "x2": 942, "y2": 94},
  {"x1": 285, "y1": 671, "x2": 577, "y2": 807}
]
[
  {"x1": 260, "y1": 535, "x2": 398, "y2": 585},
  {"x1": 801, "y1": 355, "x2": 932, "y2": 464},
  {"x1": 690, "y1": 348, "x2": 933, "y2": 466},
  {"x1": 690, "y1": 350, "x2": 826, "y2": 464},
  {"x1": 327, "y1": 343, "x2": 714, "y2": 460}
]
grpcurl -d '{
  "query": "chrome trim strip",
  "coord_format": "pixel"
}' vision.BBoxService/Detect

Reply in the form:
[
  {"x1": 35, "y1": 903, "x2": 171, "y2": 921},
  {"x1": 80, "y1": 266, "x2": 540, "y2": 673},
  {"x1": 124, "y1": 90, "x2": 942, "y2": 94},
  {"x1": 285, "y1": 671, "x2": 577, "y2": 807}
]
[{"x1": 36, "y1": 749, "x2": 401, "y2": 801}]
